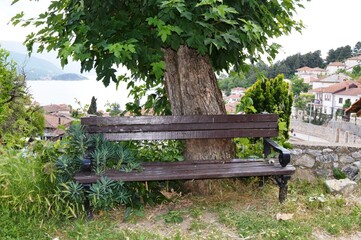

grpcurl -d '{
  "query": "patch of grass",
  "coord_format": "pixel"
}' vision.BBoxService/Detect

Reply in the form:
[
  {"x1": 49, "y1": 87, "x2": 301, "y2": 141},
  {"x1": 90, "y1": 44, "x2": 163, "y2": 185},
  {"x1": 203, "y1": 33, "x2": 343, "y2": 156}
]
[
  {"x1": 0, "y1": 209, "x2": 58, "y2": 240},
  {"x1": 217, "y1": 206, "x2": 312, "y2": 239},
  {"x1": 189, "y1": 219, "x2": 208, "y2": 232},
  {"x1": 1, "y1": 176, "x2": 361, "y2": 239},
  {"x1": 160, "y1": 210, "x2": 184, "y2": 224}
]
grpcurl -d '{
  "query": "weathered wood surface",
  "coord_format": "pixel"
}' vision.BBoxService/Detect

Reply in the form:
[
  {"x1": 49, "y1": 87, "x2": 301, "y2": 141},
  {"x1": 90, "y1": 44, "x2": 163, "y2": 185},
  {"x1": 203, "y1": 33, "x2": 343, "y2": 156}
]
[
  {"x1": 81, "y1": 114, "x2": 279, "y2": 141},
  {"x1": 74, "y1": 160, "x2": 295, "y2": 184}
]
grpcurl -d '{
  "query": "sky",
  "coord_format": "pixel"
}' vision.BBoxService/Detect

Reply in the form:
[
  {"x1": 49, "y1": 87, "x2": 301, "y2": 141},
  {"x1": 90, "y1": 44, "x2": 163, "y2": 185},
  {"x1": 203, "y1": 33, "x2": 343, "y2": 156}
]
[{"x1": 0, "y1": 0, "x2": 360, "y2": 63}]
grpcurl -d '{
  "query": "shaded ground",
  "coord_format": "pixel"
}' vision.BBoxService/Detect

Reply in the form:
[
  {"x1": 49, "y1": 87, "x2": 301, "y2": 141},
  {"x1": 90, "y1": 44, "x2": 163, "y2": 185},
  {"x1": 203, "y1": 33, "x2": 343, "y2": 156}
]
[{"x1": 87, "y1": 179, "x2": 361, "y2": 240}]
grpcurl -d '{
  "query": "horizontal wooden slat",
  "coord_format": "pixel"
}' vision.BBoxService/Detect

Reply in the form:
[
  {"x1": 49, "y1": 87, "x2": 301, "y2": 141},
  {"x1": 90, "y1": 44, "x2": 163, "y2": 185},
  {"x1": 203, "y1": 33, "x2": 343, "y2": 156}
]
[
  {"x1": 102, "y1": 129, "x2": 278, "y2": 141},
  {"x1": 85, "y1": 121, "x2": 277, "y2": 134},
  {"x1": 74, "y1": 161, "x2": 295, "y2": 184},
  {"x1": 81, "y1": 114, "x2": 278, "y2": 126}
]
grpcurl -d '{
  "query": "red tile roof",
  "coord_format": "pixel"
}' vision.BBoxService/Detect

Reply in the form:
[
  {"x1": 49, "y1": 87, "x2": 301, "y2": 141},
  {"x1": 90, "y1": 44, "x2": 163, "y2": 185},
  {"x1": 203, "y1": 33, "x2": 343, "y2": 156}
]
[
  {"x1": 311, "y1": 80, "x2": 361, "y2": 94},
  {"x1": 337, "y1": 88, "x2": 361, "y2": 96},
  {"x1": 296, "y1": 66, "x2": 326, "y2": 72},
  {"x1": 45, "y1": 115, "x2": 72, "y2": 129},
  {"x1": 296, "y1": 66, "x2": 313, "y2": 71},
  {"x1": 347, "y1": 55, "x2": 361, "y2": 61},
  {"x1": 43, "y1": 104, "x2": 70, "y2": 113},
  {"x1": 328, "y1": 62, "x2": 345, "y2": 67}
]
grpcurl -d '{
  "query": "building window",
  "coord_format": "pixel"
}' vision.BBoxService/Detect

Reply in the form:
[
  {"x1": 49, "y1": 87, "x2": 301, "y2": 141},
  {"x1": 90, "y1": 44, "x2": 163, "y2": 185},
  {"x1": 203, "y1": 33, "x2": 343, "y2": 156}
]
[
  {"x1": 324, "y1": 94, "x2": 331, "y2": 101},
  {"x1": 339, "y1": 98, "x2": 343, "y2": 104}
]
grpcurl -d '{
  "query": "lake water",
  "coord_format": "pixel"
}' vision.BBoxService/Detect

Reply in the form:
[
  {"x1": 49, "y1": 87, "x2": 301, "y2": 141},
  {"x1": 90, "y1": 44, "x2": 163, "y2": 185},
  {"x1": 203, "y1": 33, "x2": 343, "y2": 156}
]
[{"x1": 27, "y1": 78, "x2": 132, "y2": 111}]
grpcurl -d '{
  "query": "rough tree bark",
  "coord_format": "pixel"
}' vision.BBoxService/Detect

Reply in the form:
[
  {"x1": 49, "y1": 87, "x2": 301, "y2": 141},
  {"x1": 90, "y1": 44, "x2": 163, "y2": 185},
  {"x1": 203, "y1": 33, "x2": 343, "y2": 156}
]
[{"x1": 163, "y1": 45, "x2": 235, "y2": 193}]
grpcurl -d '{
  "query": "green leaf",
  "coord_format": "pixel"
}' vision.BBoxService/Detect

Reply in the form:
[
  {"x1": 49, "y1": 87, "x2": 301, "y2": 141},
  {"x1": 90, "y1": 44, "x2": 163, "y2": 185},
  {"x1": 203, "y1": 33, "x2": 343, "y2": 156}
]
[{"x1": 151, "y1": 61, "x2": 166, "y2": 79}]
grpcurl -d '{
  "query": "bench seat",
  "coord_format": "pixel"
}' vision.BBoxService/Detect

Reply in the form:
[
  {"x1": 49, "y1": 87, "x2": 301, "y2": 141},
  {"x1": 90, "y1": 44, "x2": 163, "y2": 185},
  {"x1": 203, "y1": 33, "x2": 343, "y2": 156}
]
[{"x1": 75, "y1": 159, "x2": 295, "y2": 184}]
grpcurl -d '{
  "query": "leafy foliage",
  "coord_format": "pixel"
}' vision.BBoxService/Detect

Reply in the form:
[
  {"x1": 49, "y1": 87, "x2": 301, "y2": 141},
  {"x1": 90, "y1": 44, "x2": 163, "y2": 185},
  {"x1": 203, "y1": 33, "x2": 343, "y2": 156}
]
[
  {"x1": 236, "y1": 96, "x2": 256, "y2": 114},
  {"x1": 240, "y1": 74, "x2": 293, "y2": 139},
  {"x1": 52, "y1": 123, "x2": 185, "y2": 211},
  {"x1": 12, "y1": 0, "x2": 303, "y2": 113},
  {"x1": 134, "y1": 140, "x2": 184, "y2": 162},
  {"x1": 326, "y1": 45, "x2": 353, "y2": 63},
  {"x1": 294, "y1": 93, "x2": 315, "y2": 111},
  {"x1": 290, "y1": 75, "x2": 311, "y2": 97},
  {"x1": 0, "y1": 47, "x2": 44, "y2": 147}
]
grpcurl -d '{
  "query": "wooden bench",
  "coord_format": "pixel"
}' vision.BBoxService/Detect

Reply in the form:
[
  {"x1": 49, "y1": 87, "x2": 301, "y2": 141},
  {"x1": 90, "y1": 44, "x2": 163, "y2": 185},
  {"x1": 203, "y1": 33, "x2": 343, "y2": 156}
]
[{"x1": 74, "y1": 114, "x2": 295, "y2": 203}]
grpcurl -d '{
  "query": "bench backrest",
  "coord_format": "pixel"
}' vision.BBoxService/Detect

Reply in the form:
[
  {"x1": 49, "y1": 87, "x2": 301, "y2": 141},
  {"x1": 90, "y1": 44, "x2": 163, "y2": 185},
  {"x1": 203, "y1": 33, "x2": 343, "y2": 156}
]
[{"x1": 81, "y1": 114, "x2": 279, "y2": 141}]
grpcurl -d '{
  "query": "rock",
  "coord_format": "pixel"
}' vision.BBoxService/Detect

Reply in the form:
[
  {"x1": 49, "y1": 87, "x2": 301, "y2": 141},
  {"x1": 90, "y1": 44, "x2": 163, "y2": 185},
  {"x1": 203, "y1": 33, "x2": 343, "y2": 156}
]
[
  {"x1": 336, "y1": 146, "x2": 350, "y2": 154},
  {"x1": 351, "y1": 151, "x2": 361, "y2": 160},
  {"x1": 306, "y1": 149, "x2": 322, "y2": 157},
  {"x1": 353, "y1": 161, "x2": 361, "y2": 168},
  {"x1": 325, "y1": 179, "x2": 357, "y2": 196},
  {"x1": 295, "y1": 154, "x2": 315, "y2": 168},
  {"x1": 290, "y1": 149, "x2": 303, "y2": 155},
  {"x1": 315, "y1": 168, "x2": 331, "y2": 178},
  {"x1": 316, "y1": 154, "x2": 338, "y2": 164},
  {"x1": 322, "y1": 148, "x2": 334, "y2": 154},
  {"x1": 276, "y1": 213, "x2": 294, "y2": 221},
  {"x1": 293, "y1": 168, "x2": 317, "y2": 182},
  {"x1": 339, "y1": 155, "x2": 355, "y2": 164},
  {"x1": 342, "y1": 165, "x2": 359, "y2": 181}
]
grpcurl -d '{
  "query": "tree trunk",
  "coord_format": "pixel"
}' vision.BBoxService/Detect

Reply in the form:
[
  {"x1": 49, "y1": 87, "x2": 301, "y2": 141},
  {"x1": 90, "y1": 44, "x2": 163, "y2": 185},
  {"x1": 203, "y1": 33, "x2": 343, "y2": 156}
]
[{"x1": 163, "y1": 45, "x2": 235, "y2": 193}]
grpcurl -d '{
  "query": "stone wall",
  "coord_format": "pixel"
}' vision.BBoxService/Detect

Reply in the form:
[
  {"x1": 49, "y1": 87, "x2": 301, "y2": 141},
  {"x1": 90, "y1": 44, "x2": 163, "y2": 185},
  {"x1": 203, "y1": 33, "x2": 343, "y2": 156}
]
[{"x1": 291, "y1": 144, "x2": 361, "y2": 182}]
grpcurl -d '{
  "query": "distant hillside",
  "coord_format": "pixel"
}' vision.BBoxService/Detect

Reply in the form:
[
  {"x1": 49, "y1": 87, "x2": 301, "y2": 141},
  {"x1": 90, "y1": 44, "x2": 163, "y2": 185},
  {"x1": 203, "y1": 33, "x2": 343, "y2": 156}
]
[
  {"x1": 9, "y1": 51, "x2": 63, "y2": 80},
  {"x1": 8, "y1": 51, "x2": 87, "y2": 80},
  {"x1": 52, "y1": 73, "x2": 88, "y2": 80},
  {"x1": 0, "y1": 41, "x2": 87, "y2": 80}
]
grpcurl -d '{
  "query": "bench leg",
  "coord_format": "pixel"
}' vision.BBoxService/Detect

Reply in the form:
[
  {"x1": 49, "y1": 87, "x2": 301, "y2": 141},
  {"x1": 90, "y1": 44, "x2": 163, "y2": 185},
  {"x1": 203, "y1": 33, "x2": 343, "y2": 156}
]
[
  {"x1": 274, "y1": 175, "x2": 291, "y2": 203},
  {"x1": 258, "y1": 176, "x2": 269, "y2": 189},
  {"x1": 83, "y1": 184, "x2": 93, "y2": 219}
]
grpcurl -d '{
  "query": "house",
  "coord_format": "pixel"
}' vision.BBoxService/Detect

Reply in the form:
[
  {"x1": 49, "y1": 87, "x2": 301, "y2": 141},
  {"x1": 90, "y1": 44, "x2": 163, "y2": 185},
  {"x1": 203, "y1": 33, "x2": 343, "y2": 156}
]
[
  {"x1": 345, "y1": 55, "x2": 361, "y2": 69},
  {"x1": 310, "y1": 73, "x2": 350, "y2": 89},
  {"x1": 310, "y1": 80, "x2": 361, "y2": 115},
  {"x1": 225, "y1": 102, "x2": 238, "y2": 114},
  {"x1": 42, "y1": 114, "x2": 73, "y2": 141},
  {"x1": 345, "y1": 97, "x2": 361, "y2": 117},
  {"x1": 224, "y1": 94, "x2": 241, "y2": 103},
  {"x1": 295, "y1": 66, "x2": 327, "y2": 83},
  {"x1": 326, "y1": 62, "x2": 345, "y2": 75},
  {"x1": 230, "y1": 87, "x2": 246, "y2": 96},
  {"x1": 42, "y1": 104, "x2": 70, "y2": 115}
]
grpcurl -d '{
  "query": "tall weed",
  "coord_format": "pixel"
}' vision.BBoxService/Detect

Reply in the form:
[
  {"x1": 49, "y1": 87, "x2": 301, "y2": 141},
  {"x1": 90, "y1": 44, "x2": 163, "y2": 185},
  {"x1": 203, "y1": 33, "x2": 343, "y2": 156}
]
[{"x1": 0, "y1": 146, "x2": 81, "y2": 218}]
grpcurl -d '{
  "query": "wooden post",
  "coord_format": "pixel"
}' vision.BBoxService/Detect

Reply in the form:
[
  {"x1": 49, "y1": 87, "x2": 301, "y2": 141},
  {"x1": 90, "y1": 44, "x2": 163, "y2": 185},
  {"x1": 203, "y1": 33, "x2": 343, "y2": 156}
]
[
  {"x1": 335, "y1": 128, "x2": 340, "y2": 143},
  {"x1": 345, "y1": 131, "x2": 349, "y2": 144}
]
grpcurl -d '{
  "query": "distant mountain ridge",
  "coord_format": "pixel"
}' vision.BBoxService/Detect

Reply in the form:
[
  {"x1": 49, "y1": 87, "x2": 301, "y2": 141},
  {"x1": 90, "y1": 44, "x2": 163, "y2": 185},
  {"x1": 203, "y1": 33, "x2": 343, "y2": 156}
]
[
  {"x1": 9, "y1": 51, "x2": 87, "y2": 80},
  {"x1": 0, "y1": 40, "x2": 87, "y2": 80}
]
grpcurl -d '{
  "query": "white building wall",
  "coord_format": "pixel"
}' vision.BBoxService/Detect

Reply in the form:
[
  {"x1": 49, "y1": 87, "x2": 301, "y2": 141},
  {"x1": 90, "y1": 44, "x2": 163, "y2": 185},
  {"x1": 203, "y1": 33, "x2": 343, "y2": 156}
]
[
  {"x1": 312, "y1": 81, "x2": 336, "y2": 90},
  {"x1": 345, "y1": 59, "x2": 361, "y2": 69},
  {"x1": 326, "y1": 65, "x2": 344, "y2": 75},
  {"x1": 334, "y1": 94, "x2": 360, "y2": 106}
]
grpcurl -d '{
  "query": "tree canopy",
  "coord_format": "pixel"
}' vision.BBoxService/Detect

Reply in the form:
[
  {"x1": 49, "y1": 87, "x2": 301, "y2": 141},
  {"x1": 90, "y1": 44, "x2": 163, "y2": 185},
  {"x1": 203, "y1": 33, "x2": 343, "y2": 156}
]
[{"x1": 13, "y1": 0, "x2": 303, "y2": 111}]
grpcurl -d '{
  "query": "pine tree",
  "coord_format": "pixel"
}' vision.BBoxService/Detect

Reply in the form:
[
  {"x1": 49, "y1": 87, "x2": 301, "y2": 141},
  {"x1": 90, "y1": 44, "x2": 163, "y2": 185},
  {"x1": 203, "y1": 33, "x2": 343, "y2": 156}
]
[{"x1": 87, "y1": 96, "x2": 97, "y2": 115}]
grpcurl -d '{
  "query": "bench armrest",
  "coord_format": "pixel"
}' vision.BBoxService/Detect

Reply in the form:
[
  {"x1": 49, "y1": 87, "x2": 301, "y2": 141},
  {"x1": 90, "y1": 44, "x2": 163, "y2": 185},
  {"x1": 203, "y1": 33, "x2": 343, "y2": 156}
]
[{"x1": 264, "y1": 138, "x2": 290, "y2": 167}]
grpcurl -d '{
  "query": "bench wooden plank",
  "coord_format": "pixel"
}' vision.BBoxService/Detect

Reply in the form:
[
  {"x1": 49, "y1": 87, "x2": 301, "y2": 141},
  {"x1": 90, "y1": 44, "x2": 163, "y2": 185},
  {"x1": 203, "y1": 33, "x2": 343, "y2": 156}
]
[
  {"x1": 74, "y1": 161, "x2": 295, "y2": 184},
  {"x1": 85, "y1": 121, "x2": 278, "y2": 133},
  {"x1": 81, "y1": 114, "x2": 278, "y2": 126},
  {"x1": 102, "y1": 129, "x2": 279, "y2": 141}
]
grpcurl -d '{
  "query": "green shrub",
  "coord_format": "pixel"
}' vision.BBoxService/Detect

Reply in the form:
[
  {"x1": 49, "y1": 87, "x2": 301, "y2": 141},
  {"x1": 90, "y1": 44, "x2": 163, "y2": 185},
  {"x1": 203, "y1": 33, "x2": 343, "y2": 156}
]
[{"x1": 50, "y1": 123, "x2": 183, "y2": 212}]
